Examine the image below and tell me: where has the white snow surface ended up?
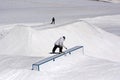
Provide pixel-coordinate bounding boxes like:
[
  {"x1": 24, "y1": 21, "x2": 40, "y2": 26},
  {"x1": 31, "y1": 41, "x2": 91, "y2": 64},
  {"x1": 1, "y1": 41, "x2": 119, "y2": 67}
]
[
  {"x1": 83, "y1": 15, "x2": 120, "y2": 36},
  {"x1": 0, "y1": 0, "x2": 120, "y2": 24},
  {"x1": 0, "y1": 0, "x2": 120, "y2": 80}
]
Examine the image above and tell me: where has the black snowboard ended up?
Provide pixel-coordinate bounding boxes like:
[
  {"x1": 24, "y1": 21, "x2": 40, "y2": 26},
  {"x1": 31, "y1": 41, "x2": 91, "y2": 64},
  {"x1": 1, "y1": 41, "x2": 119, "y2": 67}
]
[{"x1": 49, "y1": 52, "x2": 62, "y2": 54}]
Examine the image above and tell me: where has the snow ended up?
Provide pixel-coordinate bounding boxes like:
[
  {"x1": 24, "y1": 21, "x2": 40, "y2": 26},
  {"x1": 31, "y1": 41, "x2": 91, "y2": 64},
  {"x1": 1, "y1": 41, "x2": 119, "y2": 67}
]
[
  {"x1": 82, "y1": 15, "x2": 120, "y2": 36},
  {"x1": 0, "y1": 0, "x2": 120, "y2": 80},
  {"x1": 0, "y1": 0, "x2": 120, "y2": 24}
]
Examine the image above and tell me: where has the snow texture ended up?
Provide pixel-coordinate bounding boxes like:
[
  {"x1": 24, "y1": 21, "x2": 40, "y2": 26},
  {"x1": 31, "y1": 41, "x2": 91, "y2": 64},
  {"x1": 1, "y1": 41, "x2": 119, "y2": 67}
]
[{"x1": 0, "y1": 0, "x2": 120, "y2": 80}]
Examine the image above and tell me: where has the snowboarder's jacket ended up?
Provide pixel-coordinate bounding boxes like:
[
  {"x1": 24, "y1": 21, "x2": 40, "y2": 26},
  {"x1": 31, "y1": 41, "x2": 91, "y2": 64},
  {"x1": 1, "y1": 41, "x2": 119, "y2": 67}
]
[{"x1": 54, "y1": 37, "x2": 65, "y2": 47}]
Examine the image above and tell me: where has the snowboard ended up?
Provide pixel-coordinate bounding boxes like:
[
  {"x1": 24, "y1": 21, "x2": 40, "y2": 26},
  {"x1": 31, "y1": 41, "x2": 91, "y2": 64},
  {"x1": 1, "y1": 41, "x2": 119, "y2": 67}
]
[{"x1": 49, "y1": 52, "x2": 63, "y2": 54}]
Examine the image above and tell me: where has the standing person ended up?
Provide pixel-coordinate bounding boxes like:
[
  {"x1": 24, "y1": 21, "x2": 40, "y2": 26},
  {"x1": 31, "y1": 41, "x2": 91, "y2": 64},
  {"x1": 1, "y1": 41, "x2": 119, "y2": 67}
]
[
  {"x1": 51, "y1": 17, "x2": 55, "y2": 24},
  {"x1": 52, "y1": 36, "x2": 67, "y2": 53}
]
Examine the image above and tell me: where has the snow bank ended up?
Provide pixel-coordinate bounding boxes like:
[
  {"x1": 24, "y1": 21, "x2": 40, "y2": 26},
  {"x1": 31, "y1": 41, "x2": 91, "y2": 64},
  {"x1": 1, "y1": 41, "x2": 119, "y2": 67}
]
[
  {"x1": 0, "y1": 21, "x2": 120, "y2": 62},
  {"x1": 82, "y1": 15, "x2": 120, "y2": 36},
  {"x1": 0, "y1": 26, "x2": 31, "y2": 56},
  {"x1": 1, "y1": 52, "x2": 120, "y2": 80}
]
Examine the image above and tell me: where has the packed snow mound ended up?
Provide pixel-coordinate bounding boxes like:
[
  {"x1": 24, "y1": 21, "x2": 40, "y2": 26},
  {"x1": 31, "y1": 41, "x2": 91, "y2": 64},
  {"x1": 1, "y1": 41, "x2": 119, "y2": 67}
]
[
  {"x1": 0, "y1": 21, "x2": 120, "y2": 61},
  {"x1": 82, "y1": 15, "x2": 120, "y2": 36},
  {"x1": 1, "y1": 52, "x2": 120, "y2": 80},
  {"x1": 0, "y1": 26, "x2": 32, "y2": 56}
]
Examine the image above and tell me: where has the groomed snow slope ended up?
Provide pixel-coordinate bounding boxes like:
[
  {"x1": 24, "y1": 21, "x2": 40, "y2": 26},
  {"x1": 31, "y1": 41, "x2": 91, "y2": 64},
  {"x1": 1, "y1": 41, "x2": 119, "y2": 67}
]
[
  {"x1": 0, "y1": 0, "x2": 120, "y2": 80},
  {"x1": 0, "y1": 0, "x2": 120, "y2": 24},
  {"x1": 82, "y1": 15, "x2": 120, "y2": 36},
  {"x1": 1, "y1": 50, "x2": 120, "y2": 80},
  {"x1": 0, "y1": 21, "x2": 120, "y2": 62},
  {"x1": 0, "y1": 20, "x2": 120, "y2": 80}
]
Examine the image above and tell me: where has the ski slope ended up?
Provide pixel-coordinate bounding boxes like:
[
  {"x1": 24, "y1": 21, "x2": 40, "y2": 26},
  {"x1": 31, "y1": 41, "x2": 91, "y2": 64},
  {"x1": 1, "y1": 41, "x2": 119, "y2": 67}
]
[
  {"x1": 0, "y1": 20, "x2": 120, "y2": 80},
  {"x1": 0, "y1": 0, "x2": 120, "y2": 24},
  {"x1": 0, "y1": 0, "x2": 120, "y2": 80},
  {"x1": 0, "y1": 50, "x2": 120, "y2": 80},
  {"x1": 0, "y1": 20, "x2": 120, "y2": 61},
  {"x1": 82, "y1": 15, "x2": 120, "y2": 36}
]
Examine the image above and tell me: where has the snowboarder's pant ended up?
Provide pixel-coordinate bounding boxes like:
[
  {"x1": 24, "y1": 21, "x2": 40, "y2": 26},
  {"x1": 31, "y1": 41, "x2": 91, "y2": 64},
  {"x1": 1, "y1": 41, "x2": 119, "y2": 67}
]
[
  {"x1": 51, "y1": 20, "x2": 55, "y2": 24},
  {"x1": 52, "y1": 45, "x2": 63, "y2": 53}
]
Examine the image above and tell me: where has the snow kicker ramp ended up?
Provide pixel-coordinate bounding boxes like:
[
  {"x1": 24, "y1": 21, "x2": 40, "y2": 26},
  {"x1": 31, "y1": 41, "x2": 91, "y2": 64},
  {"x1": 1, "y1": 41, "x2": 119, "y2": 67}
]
[{"x1": 0, "y1": 21, "x2": 120, "y2": 62}]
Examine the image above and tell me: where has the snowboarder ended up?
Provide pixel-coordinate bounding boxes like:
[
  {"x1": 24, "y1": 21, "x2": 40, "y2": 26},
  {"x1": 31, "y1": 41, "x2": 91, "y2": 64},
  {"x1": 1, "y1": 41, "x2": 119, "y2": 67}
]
[
  {"x1": 52, "y1": 36, "x2": 67, "y2": 53},
  {"x1": 51, "y1": 17, "x2": 55, "y2": 24}
]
